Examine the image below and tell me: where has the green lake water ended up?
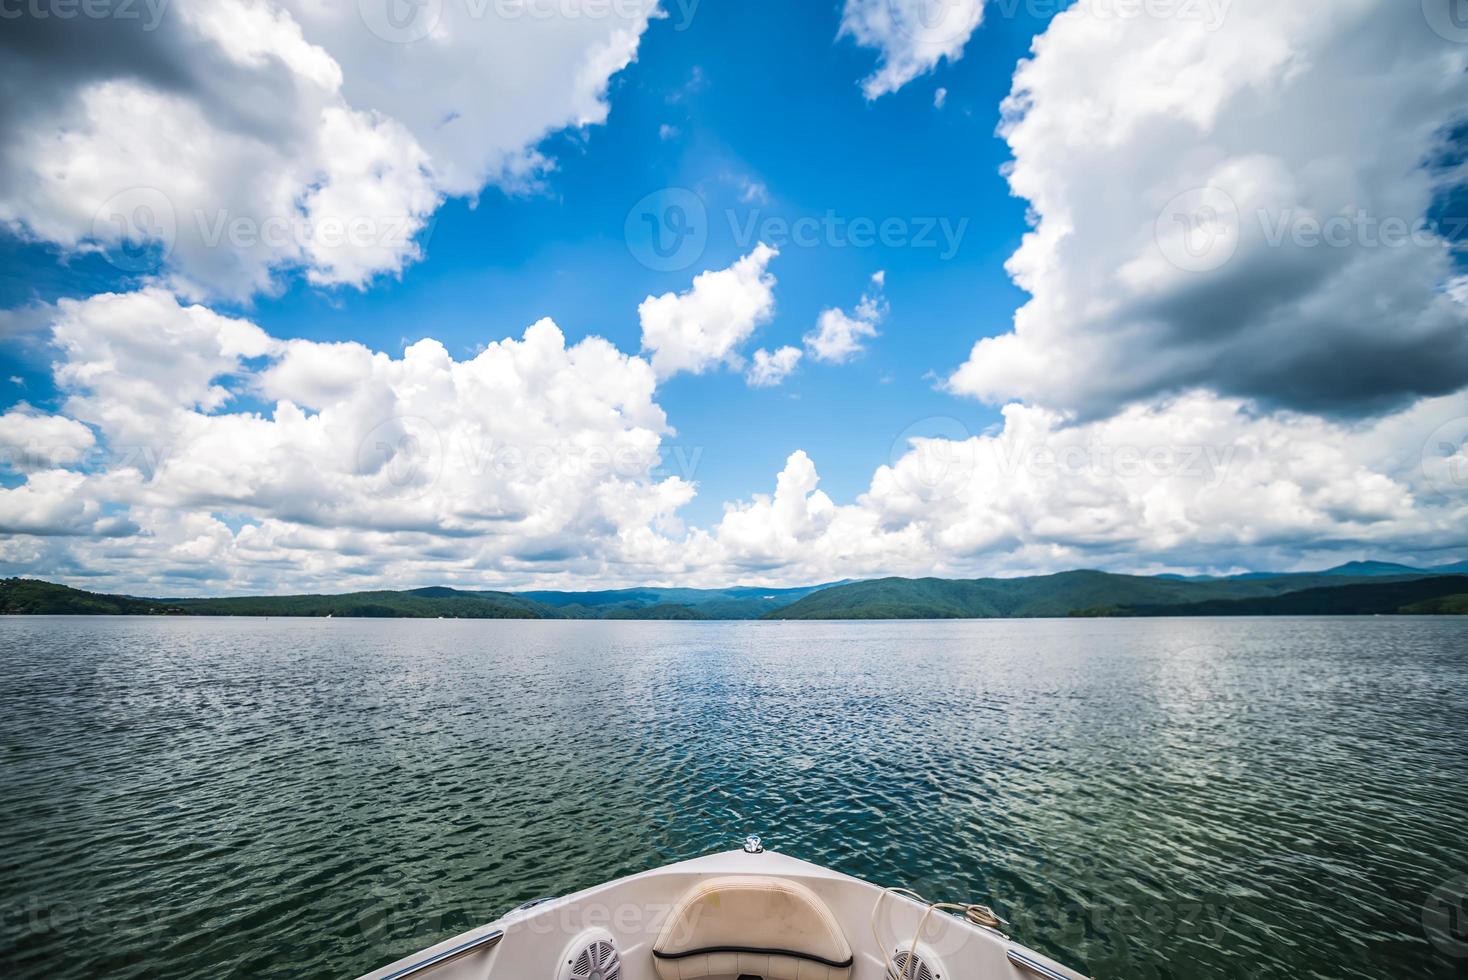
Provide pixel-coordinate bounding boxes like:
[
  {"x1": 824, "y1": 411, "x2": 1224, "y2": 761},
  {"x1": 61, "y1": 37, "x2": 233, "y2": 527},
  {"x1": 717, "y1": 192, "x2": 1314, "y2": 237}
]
[{"x1": 1, "y1": 616, "x2": 1465, "y2": 978}]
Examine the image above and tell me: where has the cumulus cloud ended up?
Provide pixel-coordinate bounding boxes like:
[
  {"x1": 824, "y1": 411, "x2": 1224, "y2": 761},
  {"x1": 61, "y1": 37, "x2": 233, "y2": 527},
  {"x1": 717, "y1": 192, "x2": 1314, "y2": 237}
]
[
  {"x1": 7, "y1": 0, "x2": 1468, "y2": 592},
  {"x1": 0, "y1": 0, "x2": 656, "y2": 299},
  {"x1": 0, "y1": 470, "x2": 136, "y2": 538},
  {"x1": 51, "y1": 289, "x2": 276, "y2": 447},
  {"x1": 0, "y1": 407, "x2": 95, "y2": 472},
  {"x1": 283, "y1": 0, "x2": 658, "y2": 195},
  {"x1": 702, "y1": 390, "x2": 1468, "y2": 582},
  {"x1": 746, "y1": 346, "x2": 803, "y2": 388},
  {"x1": 0, "y1": 288, "x2": 696, "y2": 588},
  {"x1": 714, "y1": 450, "x2": 836, "y2": 569},
  {"x1": 4, "y1": 292, "x2": 1468, "y2": 590},
  {"x1": 840, "y1": 0, "x2": 985, "y2": 99},
  {"x1": 948, "y1": 0, "x2": 1468, "y2": 420},
  {"x1": 805, "y1": 271, "x2": 886, "y2": 363},
  {"x1": 640, "y1": 244, "x2": 780, "y2": 379}
]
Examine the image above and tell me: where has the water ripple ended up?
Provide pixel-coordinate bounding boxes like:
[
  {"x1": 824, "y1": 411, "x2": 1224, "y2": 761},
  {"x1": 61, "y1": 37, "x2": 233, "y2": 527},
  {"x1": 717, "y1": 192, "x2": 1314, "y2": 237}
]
[{"x1": 1, "y1": 616, "x2": 1465, "y2": 979}]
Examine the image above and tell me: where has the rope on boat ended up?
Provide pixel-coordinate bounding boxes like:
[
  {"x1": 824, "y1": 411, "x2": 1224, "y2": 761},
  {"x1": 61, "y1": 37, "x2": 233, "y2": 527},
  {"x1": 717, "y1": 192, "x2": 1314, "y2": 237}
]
[{"x1": 869, "y1": 886, "x2": 1007, "y2": 979}]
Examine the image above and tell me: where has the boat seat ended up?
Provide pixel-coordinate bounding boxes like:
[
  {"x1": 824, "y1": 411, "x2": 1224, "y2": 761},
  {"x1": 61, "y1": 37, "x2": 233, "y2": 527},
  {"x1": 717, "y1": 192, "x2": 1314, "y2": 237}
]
[{"x1": 652, "y1": 875, "x2": 854, "y2": 980}]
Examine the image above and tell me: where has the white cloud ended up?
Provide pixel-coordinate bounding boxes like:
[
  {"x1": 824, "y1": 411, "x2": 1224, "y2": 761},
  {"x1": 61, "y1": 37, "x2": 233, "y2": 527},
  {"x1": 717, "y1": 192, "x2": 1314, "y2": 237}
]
[
  {"x1": 703, "y1": 390, "x2": 1468, "y2": 583},
  {"x1": 0, "y1": 0, "x2": 657, "y2": 299},
  {"x1": 640, "y1": 245, "x2": 780, "y2": 379},
  {"x1": 7, "y1": 0, "x2": 1468, "y2": 592},
  {"x1": 283, "y1": 0, "x2": 659, "y2": 195},
  {"x1": 0, "y1": 288, "x2": 697, "y2": 588},
  {"x1": 0, "y1": 407, "x2": 95, "y2": 472},
  {"x1": 5, "y1": 292, "x2": 1468, "y2": 590},
  {"x1": 0, "y1": 469, "x2": 135, "y2": 538},
  {"x1": 948, "y1": 0, "x2": 1468, "y2": 419},
  {"x1": 805, "y1": 271, "x2": 886, "y2": 363},
  {"x1": 934, "y1": 86, "x2": 948, "y2": 109},
  {"x1": 714, "y1": 450, "x2": 836, "y2": 568},
  {"x1": 51, "y1": 289, "x2": 276, "y2": 448},
  {"x1": 746, "y1": 346, "x2": 803, "y2": 388},
  {"x1": 840, "y1": 0, "x2": 985, "y2": 99},
  {"x1": 738, "y1": 178, "x2": 770, "y2": 205}
]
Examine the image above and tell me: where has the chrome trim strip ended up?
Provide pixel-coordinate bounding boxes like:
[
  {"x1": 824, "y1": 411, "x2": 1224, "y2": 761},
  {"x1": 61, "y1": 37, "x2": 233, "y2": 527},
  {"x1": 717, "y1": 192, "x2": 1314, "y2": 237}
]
[
  {"x1": 379, "y1": 929, "x2": 504, "y2": 980},
  {"x1": 1007, "y1": 948, "x2": 1071, "y2": 980}
]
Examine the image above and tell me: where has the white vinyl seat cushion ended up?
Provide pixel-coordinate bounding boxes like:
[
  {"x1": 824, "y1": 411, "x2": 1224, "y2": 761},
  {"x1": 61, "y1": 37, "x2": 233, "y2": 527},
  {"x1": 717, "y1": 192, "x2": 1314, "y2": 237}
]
[{"x1": 652, "y1": 875, "x2": 853, "y2": 980}]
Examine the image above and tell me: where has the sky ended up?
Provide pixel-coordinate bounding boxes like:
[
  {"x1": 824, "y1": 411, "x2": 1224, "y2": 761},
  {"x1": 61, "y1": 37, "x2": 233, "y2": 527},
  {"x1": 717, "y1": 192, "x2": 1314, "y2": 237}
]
[{"x1": 0, "y1": 0, "x2": 1466, "y2": 594}]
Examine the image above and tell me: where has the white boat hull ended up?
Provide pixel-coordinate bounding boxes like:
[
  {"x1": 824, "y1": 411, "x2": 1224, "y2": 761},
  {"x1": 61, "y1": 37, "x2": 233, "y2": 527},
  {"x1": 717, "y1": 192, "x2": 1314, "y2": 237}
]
[{"x1": 359, "y1": 847, "x2": 1088, "y2": 980}]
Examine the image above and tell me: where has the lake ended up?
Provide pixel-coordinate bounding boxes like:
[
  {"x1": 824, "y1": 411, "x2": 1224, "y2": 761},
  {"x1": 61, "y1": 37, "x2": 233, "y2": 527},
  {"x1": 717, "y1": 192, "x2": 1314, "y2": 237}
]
[{"x1": 1, "y1": 616, "x2": 1464, "y2": 978}]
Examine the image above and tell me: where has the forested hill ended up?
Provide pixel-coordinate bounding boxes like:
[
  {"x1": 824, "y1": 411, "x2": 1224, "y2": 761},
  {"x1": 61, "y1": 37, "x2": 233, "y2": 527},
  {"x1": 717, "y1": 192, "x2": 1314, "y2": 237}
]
[
  {"x1": 0, "y1": 579, "x2": 824, "y2": 620},
  {"x1": 3, "y1": 563, "x2": 1466, "y2": 620},
  {"x1": 1115, "y1": 576, "x2": 1468, "y2": 617},
  {"x1": 761, "y1": 569, "x2": 1468, "y2": 620}
]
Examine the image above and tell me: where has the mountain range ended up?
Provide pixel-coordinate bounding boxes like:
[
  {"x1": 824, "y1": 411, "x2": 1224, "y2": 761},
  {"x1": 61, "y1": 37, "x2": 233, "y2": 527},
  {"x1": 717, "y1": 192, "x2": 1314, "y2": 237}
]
[{"x1": 3, "y1": 561, "x2": 1467, "y2": 620}]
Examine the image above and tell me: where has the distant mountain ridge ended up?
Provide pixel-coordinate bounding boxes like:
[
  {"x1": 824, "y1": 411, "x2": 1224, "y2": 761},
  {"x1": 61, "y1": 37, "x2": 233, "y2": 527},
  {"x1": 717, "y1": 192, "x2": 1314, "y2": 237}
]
[
  {"x1": 761, "y1": 568, "x2": 1468, "y2": 620},
  {"x1": 1115, "y1": 576, "x2": 1468, "y2": 617},
  {"x1": 514, "y1": 583, "x2": 836, "y2": 620},
  {"x1": 2, "y1": 563, "x2": 1465, "y2": 620},
  {"x1": 1157, "y1": 560, "x2": 1468, "y2": 582},
  {"x1": 0, "y1": 579, "x2": 834, "y2": 621}
]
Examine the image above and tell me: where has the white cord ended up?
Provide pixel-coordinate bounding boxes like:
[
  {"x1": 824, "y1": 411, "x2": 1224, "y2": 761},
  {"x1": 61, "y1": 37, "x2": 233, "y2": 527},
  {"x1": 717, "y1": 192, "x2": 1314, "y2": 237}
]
[{"x1": 870, "y1": 886, "x2": 1007, "y2": 979}]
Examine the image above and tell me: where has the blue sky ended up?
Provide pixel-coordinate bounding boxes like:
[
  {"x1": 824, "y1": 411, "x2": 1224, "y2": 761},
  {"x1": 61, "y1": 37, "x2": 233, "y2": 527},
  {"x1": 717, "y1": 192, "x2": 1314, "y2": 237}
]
[{"x1": 1, "y1": 0, "x2": 1465, "y2": 592}]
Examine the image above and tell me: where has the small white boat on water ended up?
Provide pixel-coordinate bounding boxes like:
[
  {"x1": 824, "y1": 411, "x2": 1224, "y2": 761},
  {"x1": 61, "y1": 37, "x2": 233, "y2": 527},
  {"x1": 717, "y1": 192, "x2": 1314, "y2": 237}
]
[{"x1": 359, "y1": 837, "x2": 1088, "y2": 980}]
